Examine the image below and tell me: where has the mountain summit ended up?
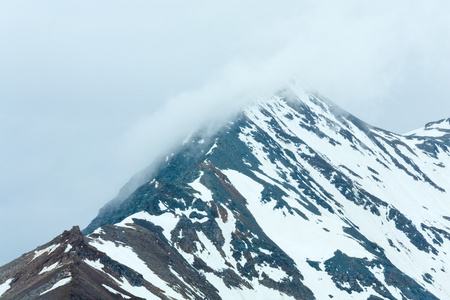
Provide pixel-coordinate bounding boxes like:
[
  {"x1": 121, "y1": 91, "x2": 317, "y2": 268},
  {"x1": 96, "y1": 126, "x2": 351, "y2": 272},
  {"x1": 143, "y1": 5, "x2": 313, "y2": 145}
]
[
  {"x1": 1, "y1": 86, "x2": 449, "y2": 299},
  {"x1": 407, "y1": 118, "x2": 450, "y2": 138}
]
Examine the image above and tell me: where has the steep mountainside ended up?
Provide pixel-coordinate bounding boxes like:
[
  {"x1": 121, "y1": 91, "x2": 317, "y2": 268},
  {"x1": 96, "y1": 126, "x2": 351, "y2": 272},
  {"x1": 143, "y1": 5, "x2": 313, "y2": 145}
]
[{"x1": 1, "y1": 86, "x2": 449, "y2": 299}]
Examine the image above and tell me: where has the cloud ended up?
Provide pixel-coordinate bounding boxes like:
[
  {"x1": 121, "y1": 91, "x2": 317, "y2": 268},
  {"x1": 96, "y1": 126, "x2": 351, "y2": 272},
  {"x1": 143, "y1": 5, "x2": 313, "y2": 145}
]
[{"x1": 119, "y1": 0, "x2": 450, "y2": 171}]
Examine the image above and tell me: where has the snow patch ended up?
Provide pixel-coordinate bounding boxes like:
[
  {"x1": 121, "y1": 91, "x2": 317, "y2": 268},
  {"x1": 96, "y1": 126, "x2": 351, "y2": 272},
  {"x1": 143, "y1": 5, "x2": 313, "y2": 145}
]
[
  {"x1": 259, "y1": 248, "x2": 272, "y2": 256},
  {"x1": 108, "y1": 273, "x2": 160, "y2": 299},
  {"x1": 189, "y1": 172, "x2": 214, "y2": 202},
  {"x1": 0, "y1": 279, "x2": 13, "y2": 297},
  {"x1": 32, "y1": 243, "x2": 61, "y2": 260},
  {"x1": 203, "y1": 271, "x2": 295, "y2": 300},
  {"x1": 196, "y1": 231, "x2": 226, "y2": 270},
  {"x1": 40, "y1": 275, "x2": 72, "y2": 295},
  {"x1": 102, "y1": 284, "x2": 131, "y2": 299},
  {"x1": 38, "y1": 262, "x2": 60, "y2": 274},
  {"x1": 206, "y1": 139, "x2": 218, "y2": 156},
  {"x1": 84, "y1": 259, "x2": 104, "y2": 272},
  {"x1": 114, "y1": 211, "x2": 179, "y2": 242},
  {"x1": 255, "y1": 264, "x2": 287, "y2": 281}
]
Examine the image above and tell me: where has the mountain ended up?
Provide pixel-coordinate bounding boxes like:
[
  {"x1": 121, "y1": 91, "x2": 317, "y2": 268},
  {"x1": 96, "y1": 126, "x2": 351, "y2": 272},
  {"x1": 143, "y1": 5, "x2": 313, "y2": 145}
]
[
  {"x1": 406, "y1": 118, "x2": 450, "y2": 138},
  {"x1": 1, "y1": 86, "x2": 449, "y2": 299}
]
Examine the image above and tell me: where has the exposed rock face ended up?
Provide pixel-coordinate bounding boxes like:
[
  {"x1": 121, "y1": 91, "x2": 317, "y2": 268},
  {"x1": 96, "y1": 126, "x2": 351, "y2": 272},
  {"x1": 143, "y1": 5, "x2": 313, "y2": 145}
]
[
  {"x1": 0, "y1": 226, "x2": 147, "y2": 299},
  {"x1": 1, "y1": 86, "x2": 449, "y2": 299}
]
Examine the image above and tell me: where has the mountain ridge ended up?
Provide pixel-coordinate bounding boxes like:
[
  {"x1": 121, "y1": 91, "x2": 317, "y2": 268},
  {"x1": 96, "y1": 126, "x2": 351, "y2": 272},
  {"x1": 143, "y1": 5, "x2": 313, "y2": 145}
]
[{"x1": 1, "y1": 86, "x2": 449, "y2": 299}]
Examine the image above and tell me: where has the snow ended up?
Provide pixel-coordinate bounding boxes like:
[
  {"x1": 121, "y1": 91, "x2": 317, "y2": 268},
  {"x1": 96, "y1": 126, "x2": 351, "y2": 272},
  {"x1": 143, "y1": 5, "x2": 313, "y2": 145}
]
[
  {"x1": 102, "y1": 284, "x2": 131, "y2": 299},
  {"x1": 259, "y1": 248, "x2": 273, "y2": 256},
  {"x1": 89, "y1": 237, "x2": 181, "y2": 299},
  {"x1": 38, "y1": 262, "x2": 60, "y2": 274},
  {"x1": 296, "y1": 259, "x2": 354, "y2": 299},
  {"x1": 189, "y1": 172, "x2": 214, "y2": 202},
  {"x1": 370, "y1": 265, "x2": 404, "y2": 299},
  {"x1": 158, "y1": 201, "x2": 166, "y2": 211},
  {"x1": 115, "y1": 216, "x2": 137, "y2": 230},
  {"x1": 407, "y1": 118, "x2": 450, "y2": 137},
  {"x1": 78, "y1": 88, "x2": 450, "y2": 299},
  {"x1": 203, "y1": 272, "x2": 295, "y2": 300},
  {"x1": 407, "y1": 127, "x2": 449, "y2": 138},
  {"x1": 40, "y1": 275, "x2": 72, "y2": 295},
  {"x1": 195, "y1": 230, "x2": 226, "y2": 270},
  {"x1": 32, "y1": 243, "x2": 61, "y2": 260},
  {"x1": 428, "y1": 120, "x2": 450, "y2": 130},
  {"x1": 115, "y1": 211, "x2": 179, "y2": 242},
  {"x1": 205, "y1": 139, "x2": 218, "y2": 156},
  {"x1": 168, "y1": 267, "x2": 186, "y2": 286},
  {"x1": 255, "y1": 264, "x2": 287, "y2": 281},
  {"x1": 228, "y1": 92, "x2": 450, "y2": 298},
  {"x1": 64, "y1": 244, "x2": 72, "y2": 253},
  {"x1": 84, "y1": 259, "x2": 104, "y2": 271},
  {"x1": 0, "y1": 278, "x2": 13, "y2": 297},
  {"x1": 214, "y1": 205, "x2": 237, "y2": 268},
  {"x1": 168, "y1": 266, "x2": 206, "y2": 299},
  {"x1": 107, "y1": 274, "x2": 160, "y2": 299},
  {"x1": 223, "y1": 169, "x2": 374, "y2": 262}
]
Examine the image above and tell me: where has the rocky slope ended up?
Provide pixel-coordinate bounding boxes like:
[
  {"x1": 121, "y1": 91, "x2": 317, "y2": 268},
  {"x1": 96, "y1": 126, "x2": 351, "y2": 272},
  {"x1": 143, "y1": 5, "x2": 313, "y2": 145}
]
[{"x1": 1, "y1": 86, "x2": 449, "y2": 299}]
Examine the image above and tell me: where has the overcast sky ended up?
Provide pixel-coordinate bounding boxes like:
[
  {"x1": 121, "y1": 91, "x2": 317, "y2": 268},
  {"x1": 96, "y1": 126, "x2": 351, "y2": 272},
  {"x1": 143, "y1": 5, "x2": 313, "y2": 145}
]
[{"x1": 1, "y1": 1, "x2": 450, "y2": 266}]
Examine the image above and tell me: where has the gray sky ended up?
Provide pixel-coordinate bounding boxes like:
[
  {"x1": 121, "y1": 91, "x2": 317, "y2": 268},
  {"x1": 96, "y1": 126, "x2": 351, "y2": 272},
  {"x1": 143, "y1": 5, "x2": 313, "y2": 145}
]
[{"x1": 1, "y1": 1, "x2": 450, "y2": 266}]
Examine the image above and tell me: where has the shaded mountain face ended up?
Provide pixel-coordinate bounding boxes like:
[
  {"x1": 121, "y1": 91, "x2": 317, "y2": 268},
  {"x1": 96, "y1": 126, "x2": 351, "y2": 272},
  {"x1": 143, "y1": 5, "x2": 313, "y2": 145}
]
[{"x1": 1, "y1": 87, "x2": 450, "y2": 299}]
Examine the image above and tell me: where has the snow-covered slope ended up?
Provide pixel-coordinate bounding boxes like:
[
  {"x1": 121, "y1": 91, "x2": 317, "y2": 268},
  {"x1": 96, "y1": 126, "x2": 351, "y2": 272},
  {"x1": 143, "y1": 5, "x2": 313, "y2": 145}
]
[
  {"x1": 407, "y1": 118, "x2": 450, "y2": 138},
  {"x1": 1, "y1": 86, "x2": 449, "y2": 299}
]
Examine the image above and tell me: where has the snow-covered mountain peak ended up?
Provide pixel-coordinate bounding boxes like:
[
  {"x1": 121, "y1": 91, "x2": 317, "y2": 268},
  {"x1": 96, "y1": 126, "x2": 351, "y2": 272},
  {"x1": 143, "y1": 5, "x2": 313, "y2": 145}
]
[
  {"x1": 406, "y1": 118, "x2": 450, "y2": 138},
  {"x1": 1, "y1": 88, "x2": 449, "y2": 299}
]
